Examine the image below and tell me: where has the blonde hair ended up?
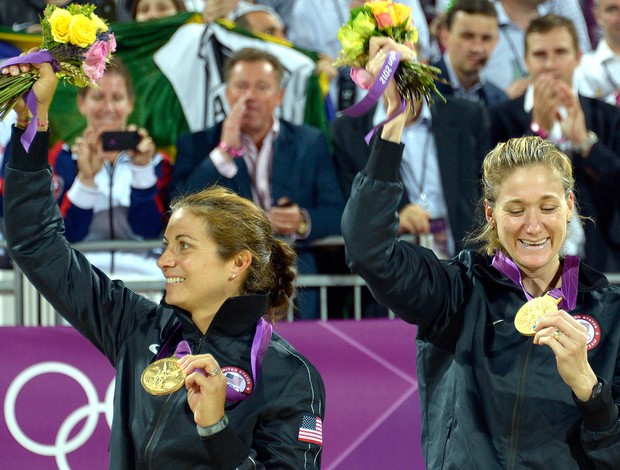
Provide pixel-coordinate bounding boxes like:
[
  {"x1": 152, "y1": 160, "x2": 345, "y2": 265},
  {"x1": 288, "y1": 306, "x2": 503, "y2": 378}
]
[
  {"x1": 170, "y1": 186, "x2": 297, "y2": 321},
  {"x1": 469, "y1": 136, "x2": 575, "y2": 255}
]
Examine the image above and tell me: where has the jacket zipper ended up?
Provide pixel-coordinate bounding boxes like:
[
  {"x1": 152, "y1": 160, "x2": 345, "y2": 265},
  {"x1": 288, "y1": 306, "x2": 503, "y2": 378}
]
[
  {"x1": 143, "y1": 393, "x2": 173, "y2": 468},
  {"x1": 142, "y1": 331, "x2": 205, "y2": 467},
  {"x1": 507, "y1": 341, "x2": 533, "y2": 469}
]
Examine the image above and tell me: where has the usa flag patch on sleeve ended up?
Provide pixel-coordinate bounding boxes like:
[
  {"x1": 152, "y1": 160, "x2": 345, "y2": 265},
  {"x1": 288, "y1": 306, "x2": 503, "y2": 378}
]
[{"x1": 298, "y1": 414, "x2": 323, "y2": 445}]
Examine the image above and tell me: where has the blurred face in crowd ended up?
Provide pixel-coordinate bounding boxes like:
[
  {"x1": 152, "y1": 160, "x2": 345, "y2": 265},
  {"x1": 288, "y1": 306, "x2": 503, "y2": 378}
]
[
  {"x1": 596, "y1": 0, "x2": 620, "y2": 50},
  {"x1": 135, "y1": 0, "x2": 180, "y2": 22},
  {"x1": 524, "y1": 26, "x2": 581, "y2": 85},
  {"x1": 78, "y1": 72, "x2": 134, "y2": 131},
  {"x1": 485, "y1": 165, "x2": 574, "y2": 279},
  {"x1": 446, "y1": 12, "x2": 499, "y2": 83},
  {"x1": 225, "y1": 60, "x2": 284, "y2": 141},
  {"x1": 241, "y1": 11, "x2": 287, "y2": 40}
]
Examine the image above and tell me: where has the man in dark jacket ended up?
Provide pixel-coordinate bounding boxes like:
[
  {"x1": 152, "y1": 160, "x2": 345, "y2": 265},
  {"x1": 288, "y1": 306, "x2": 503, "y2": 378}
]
[{"x1": 432, "y1": 0, "x2": 508, "y2": 108}]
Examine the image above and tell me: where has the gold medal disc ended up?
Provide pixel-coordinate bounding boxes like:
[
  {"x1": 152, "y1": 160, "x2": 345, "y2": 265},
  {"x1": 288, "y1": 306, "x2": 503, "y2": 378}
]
[
  {"x1": 514, "y1": 293, "x2": 562, "y2": 336},
  {"x1": 141, "y1": 357, "x2": 187, "y2": 396}
]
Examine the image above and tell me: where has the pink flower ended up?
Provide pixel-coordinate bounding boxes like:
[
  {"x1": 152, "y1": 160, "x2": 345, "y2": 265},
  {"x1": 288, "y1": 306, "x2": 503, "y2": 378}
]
[
  {"x1": 374, "y1": 12, "x2": 395, "y2": 29},
  {"x1": 81, "y1": 37, "x2": 115, "y2": 81},
  {"x1": 350, "y1": 67, "x2": 374, "y2": 90}
]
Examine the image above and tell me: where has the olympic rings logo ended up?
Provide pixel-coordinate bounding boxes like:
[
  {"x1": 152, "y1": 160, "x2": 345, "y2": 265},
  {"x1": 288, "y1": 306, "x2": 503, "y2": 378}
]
[{"x1": 4, "y1": 361, "x2": 114, "y2": 469}]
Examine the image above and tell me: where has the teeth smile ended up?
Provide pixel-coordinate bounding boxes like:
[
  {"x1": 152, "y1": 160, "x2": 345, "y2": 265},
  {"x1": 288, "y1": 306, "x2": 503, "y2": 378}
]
[
  {"x1": 521, "y1": 239, "x2": 547, "y2": 246},
  {"x1": 166, "y1": 277, "x2": 185, "y2": 283}
]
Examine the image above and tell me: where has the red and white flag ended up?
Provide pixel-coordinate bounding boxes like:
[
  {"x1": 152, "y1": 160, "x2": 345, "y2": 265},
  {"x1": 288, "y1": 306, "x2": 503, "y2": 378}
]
[{"x1": 298, "y1": 414, "x2": 323, "y2": 446}]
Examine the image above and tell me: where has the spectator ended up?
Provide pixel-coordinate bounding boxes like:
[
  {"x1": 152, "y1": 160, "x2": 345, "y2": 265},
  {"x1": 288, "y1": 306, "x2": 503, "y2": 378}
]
[
  {"x1": 431, "y1": 0, "x2": 508, "y2": 107},
  {"x1": 232, "y1": 2, "x2": 286, "y2": 39},
  {"x1": 171, "y1": 48, "x2": 344, "y2": 319},
  {"x1": 574, "y1": 0, "x2": 620, "y2": 106},
  {"x1": 489, "y1": 14, "x2": 620, "y2": 272},
  {"x1": 333, "y1": 96, "x2": 490, "y2": 259},
  {"x1": 482, "y1": 0, "x2": 592, "y2": 99},
  {"x1": 132, "y1": 0, "x2": 186, "y2": 21},
  {"x1": 51, "y1": 58, "x2": 172, "y2": 277}
]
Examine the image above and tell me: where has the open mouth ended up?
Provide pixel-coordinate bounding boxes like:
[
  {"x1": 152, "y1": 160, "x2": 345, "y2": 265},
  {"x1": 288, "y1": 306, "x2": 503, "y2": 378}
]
[{"x1": 520, "y1": 238, "x2": 548, "y2": 248}]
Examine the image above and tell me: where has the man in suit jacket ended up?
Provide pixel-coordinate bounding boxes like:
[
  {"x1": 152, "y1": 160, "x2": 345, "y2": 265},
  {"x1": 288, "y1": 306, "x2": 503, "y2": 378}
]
[
  {"x1": 332, "y1": 96, "x2": 491, "y2": 257},
  {"x1": 490, "y1": 14, "x2": 620, "y2": 272},
  {"x1": 172, "y1": 48, "x2": 345, "y2": 318},
  {"x1": 432, "y1": 0, "x2": 508, "y2": 107}
]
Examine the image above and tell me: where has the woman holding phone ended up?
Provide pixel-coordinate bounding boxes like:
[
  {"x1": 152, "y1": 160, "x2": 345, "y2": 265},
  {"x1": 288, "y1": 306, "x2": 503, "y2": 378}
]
[{"x1": 51, "y1": 57, "x2": 172, "y2": 277}]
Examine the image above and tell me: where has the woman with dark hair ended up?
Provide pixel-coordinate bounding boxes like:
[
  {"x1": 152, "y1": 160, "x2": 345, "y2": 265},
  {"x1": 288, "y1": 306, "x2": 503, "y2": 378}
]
[{"x1": 2, "y1": 58, "x2": 325, "y2": 469}]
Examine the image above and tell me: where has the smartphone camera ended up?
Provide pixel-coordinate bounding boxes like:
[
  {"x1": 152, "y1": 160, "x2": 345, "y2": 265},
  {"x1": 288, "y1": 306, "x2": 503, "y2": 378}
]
[{"x1": 101, "y1": 131, "x2": 141, "y2": 151}]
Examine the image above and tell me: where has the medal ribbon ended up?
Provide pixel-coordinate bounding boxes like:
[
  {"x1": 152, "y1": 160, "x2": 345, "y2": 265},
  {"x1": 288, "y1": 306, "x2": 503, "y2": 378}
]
[
  {"x1": 491, "y1": 250, "x2": 579, "y2": 311},
  {"x1": 164, "y1": 318, "x2": 272, "y2": 402},
  {"x1": 342, "y1": 50, "x2": 407, "y2": 144}
]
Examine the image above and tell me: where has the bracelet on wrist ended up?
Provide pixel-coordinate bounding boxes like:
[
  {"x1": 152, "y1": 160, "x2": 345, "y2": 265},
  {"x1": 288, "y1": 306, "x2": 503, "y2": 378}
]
[
  {"x1": 196, "y1": 414, "x2": 229, "y2": 438},
  {"x1": 218, "y1": 141, "x2": 244, "y2": 157}
]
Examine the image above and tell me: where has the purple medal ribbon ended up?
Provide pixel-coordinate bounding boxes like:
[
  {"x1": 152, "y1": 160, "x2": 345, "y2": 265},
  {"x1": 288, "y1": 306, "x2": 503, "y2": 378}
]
[
  {"x1": 491, "y1": 250, "x2": 579, "y2": 310},
  {"x1": 3, "y1": 51, "x2": 61, "y2": 152},
  {"x1": 342, "y1": 50, "x2": 407, "y2": 144},
  {"x1": 169, "y1": 318, "x2": 273, "y2": 402}
]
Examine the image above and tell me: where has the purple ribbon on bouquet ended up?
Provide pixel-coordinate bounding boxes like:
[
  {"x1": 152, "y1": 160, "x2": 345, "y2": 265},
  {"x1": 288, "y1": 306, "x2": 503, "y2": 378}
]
[
  {"x1": 492, "y1": 250, "x2": 580, "y2": 310},
  {"x1": 169, "y1": 318, "x2": 273, "y2": 402},
  {"x1": 3, "y1": 51, "x2": 60, "y2": 152},
  {"x1": 342, "y1": 50, "x2": 407, "y2": 144}
]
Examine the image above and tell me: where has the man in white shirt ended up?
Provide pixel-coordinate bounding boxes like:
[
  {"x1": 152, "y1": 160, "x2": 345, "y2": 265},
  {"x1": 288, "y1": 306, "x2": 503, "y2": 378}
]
[{"x1": 574, "y1": 0, "x2": 620, "y2": 105}]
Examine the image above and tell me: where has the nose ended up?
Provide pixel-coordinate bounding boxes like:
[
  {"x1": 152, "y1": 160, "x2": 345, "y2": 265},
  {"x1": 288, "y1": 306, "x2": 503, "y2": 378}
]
[
  {"x1": 156, "y1": 248, "x2": 174, "y2": 270},
  {"x1": 523, "y1": 211, "x2": 542, "y2": 234}
]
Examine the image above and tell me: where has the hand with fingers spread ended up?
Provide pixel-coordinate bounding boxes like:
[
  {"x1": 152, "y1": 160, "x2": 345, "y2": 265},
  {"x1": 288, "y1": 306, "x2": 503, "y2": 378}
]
[{"x1": 178, "y1": 353, "x2": 227, "y2": 427}]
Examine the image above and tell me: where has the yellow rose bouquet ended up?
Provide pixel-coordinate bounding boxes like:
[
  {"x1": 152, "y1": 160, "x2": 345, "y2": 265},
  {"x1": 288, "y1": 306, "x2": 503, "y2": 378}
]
[
  {"x1": 334, "y1": 0, "x2": 443, "y2": 107},
  {"x1": 0, "y1": 4, "x2": 116, "y2": 127}
]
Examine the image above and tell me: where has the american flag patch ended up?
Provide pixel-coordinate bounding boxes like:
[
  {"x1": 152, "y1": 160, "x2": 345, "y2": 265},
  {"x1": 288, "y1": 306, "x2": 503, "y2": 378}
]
[{"x1": 298, "y1": 414, "x2": 323, "y2": 445}]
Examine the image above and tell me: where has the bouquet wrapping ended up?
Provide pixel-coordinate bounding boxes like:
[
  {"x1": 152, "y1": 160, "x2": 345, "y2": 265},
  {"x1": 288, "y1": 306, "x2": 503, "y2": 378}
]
[
  {"x1": 334, "y1": 0, "x2": 444, "y2": 133},
  {"x1": 0, "y1": 3, "x2": 116, "y2": 150}
]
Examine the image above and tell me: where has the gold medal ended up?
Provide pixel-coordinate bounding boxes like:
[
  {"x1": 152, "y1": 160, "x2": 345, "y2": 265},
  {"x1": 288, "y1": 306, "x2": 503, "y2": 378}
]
[
  {"x1": 141, "y1": 357, "x2": 187, "y2": 396},
  {"x1": 514, "y1": 293, "x2": 562, "y2": 336}
]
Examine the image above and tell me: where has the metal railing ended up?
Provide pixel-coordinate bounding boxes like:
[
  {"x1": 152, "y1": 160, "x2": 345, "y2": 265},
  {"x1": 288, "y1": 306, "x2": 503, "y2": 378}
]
[{"x1": 2, "y1": 238, "x2": 619, "y2": 326}]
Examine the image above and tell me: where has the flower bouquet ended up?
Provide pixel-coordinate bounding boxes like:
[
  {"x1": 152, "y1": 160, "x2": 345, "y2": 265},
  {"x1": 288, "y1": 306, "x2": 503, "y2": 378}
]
[
  {"x1": 0, "y1": 3, "x2": 116, "y2": 122},
  {"x1": 334, "y1": 0, "x2": 444, "y2": 107}
]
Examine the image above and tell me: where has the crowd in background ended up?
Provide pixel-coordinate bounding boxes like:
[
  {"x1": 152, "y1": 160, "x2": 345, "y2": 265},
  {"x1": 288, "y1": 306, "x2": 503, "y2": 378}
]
[{"x1": 1, "y1": 0, "x2": 619, "y2": 319}]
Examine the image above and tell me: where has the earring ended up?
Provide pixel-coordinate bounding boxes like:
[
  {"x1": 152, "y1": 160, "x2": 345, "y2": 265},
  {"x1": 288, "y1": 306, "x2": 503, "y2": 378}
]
[{"x1": 229, "y1": 273, "x2": 236, "y2": 280}]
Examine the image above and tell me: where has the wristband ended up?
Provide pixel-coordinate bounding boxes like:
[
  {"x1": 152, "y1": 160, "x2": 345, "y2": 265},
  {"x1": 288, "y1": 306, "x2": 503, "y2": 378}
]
[
  {"x1": 196, "y1": 414, "x2": 229, "y2": 437},
  {"x1": 530, "y1": 122, "x2": 549, "y2": 139},
  {"x1": 218, "y1": 141, "x2": 244, "y2": 157}
]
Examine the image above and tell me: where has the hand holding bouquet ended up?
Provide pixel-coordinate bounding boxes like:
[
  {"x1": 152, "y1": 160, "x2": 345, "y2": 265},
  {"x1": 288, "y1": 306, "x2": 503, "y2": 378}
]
[
  {"x1": 334, "y1": 0, "x2": 444, "y2": 108},
  {"x1": 0, "y1": 3, "x2": 116, "y2": 150}
]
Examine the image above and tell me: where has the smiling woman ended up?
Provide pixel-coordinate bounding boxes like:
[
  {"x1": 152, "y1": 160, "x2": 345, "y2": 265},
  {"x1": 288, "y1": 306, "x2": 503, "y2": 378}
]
[
  {"x1": 341, "y1": 35, "x2": 620, "y2": 469},
  {"x1": 2, "y1": 59, "x2": 325, "y2": 469}
]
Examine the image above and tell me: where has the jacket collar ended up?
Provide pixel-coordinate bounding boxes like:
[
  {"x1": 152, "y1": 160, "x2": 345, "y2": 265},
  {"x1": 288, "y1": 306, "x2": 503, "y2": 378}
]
[
  {"x1": 163, "y1": 293, "x2": 270, "y2": 338},
  {"x1": 469, "y1": 250, "x2": 610, "y2": 293}
]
